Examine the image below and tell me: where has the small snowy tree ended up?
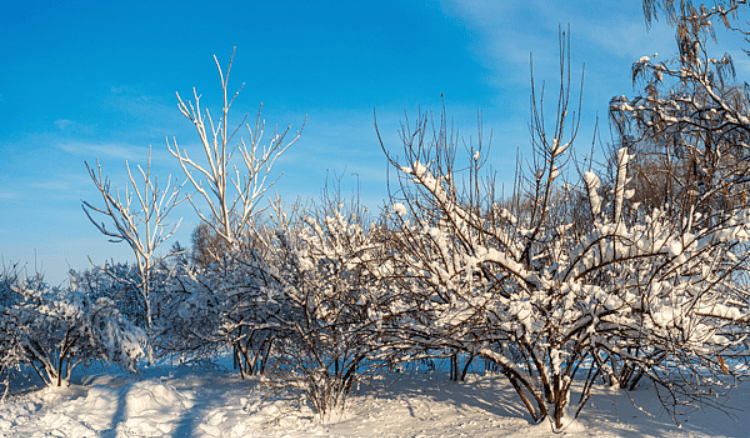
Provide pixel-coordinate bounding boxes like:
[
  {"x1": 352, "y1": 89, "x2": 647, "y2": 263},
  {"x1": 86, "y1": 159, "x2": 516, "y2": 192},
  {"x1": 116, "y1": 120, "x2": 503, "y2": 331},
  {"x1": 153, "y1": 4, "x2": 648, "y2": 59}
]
[{"x1": 83, "y1": 146, "x2": 184, "y2": 334}]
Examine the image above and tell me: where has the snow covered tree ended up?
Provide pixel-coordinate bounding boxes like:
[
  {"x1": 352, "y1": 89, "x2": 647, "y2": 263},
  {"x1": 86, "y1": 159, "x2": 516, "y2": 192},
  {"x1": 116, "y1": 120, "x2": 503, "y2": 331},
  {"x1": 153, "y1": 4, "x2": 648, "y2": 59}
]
[
  {"x1": 611, "y1": 2, "x2": 750, "y2": 217},
  {"x1": 604, "y1": 0, "x2": 750, "y2": 408},
  {"x1": 157, "y1": 49, "x2": 304, "y2": 379},
  {"x1": 375, "y1": 31, "x2": 750, "y2": 430}
]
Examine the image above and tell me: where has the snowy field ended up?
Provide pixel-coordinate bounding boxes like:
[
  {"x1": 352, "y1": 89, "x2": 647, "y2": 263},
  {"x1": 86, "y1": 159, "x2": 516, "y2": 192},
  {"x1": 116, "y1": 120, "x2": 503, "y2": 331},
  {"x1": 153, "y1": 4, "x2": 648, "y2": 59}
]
[{"x1": 0, "y1": 358, "x2": 748, "y2": 438}]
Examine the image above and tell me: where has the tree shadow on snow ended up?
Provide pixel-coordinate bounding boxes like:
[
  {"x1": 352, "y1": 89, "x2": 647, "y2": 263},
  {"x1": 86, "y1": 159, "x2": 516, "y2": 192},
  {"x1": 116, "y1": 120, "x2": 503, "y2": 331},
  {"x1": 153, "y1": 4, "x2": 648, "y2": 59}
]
[
  {"x1": 99, "y1": 385, "x2": 128, "y2": 438},
  {"x1": 172, "y1": 397, "x2": 210, "y2": 438},
  {"x1": 355, "y1": 370, "x2": 530, "y2": 422},
  {"x1": 354, "y1": 371, "x2": 749, "y2": 437},
  {"x1": 574, "y1": 380, "x2": 749, "y2": 438}
]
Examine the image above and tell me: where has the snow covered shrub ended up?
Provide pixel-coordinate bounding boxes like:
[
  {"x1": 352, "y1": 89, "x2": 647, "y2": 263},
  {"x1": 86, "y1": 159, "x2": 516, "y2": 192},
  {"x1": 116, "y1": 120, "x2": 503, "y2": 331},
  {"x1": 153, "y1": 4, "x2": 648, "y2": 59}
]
[
  {"x1": 602, "y1": 3, "x2": 750, "y2": 412},
  {"x1": 0, "y1": 310, "x2": 24, "y2": 399},
  {"x1": 0, "y1": 272, "x2": 45, "y2": 394},
  {"x1": 71, "y1": 263, "x2": 146, "y2": 328},
  {"x1": 260, "y1": 197, "x2": 391, "y2": 417},
  {"x1": 154, "y1": 225, "x2": 287, "y2": 376},
  {"x1": 375, "y1": 31, "x2": 750, "y2": 429},
  {"x1": 8, "y1": 280, "x2": 146, "y2": 387}
]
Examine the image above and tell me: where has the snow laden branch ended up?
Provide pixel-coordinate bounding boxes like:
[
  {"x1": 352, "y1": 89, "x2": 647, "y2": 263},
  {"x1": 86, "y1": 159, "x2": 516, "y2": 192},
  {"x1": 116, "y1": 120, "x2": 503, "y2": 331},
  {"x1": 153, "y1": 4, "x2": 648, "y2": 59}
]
[{"x1": 167, "y1": 48, "x2": 306, "y2": 247}]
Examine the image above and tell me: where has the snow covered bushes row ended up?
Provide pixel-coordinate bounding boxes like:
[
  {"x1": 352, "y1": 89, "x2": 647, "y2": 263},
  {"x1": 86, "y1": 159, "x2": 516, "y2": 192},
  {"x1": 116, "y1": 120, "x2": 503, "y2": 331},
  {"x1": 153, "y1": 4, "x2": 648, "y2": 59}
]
[
  {"x1": 367, "y1": 26, "x2": 750, "y2": 429},
  {"x1": 0, "y1": 274, "x2": 146, "y2": 390},
  {"x1": 71, "y1": 6, "x2": 750, "y2": 427},
  {"x1": 151, "y1": 131, "x2": 750, "y2": 426}
]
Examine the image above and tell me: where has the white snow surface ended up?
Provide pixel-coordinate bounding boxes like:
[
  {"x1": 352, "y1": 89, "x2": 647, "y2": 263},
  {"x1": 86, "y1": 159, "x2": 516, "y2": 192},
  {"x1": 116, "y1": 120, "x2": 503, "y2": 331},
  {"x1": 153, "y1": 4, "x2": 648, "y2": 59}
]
[{"x1": 0, "y1": 361, "x2": 748, "y2": 438}]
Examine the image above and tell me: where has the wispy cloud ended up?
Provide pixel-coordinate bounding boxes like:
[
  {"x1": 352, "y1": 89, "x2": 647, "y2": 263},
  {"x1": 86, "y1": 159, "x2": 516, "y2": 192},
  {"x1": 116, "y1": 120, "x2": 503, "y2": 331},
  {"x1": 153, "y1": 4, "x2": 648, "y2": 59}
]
[
  {"x1": 58, "y1": 141, "x2": 150, "y2": 162},
  {"x1": 53, "y1": 118, "x2": 99, "y2": 135},
  {"x1": 109, "y1": 85, "x2": 152, "y2": 102},
  {"x1": 54, "y1": 119, "x2": 73, "y2": 130},
  {"x1": 30, "y1": 173, "x2": 91, "y2": 194},
  {"x1": 0, "y1": 192, "x2": 17, "y2": 199},
  {"x1": 441, "y1": 0, "x2": 675, "y2": 86}
]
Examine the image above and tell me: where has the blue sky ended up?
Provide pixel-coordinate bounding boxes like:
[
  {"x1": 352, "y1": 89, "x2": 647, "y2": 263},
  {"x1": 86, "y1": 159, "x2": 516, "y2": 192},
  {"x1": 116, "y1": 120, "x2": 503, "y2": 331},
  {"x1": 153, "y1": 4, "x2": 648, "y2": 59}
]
[{"x1": 1, "y1": 1, "x2": 747, "y2": 284}]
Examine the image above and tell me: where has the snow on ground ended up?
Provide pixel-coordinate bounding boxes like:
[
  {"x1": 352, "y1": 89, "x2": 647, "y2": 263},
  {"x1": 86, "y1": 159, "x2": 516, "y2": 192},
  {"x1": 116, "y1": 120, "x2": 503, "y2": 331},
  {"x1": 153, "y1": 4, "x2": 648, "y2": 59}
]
[{"x1": 0, "y1": 360, "x2": 748, "y2": 437}]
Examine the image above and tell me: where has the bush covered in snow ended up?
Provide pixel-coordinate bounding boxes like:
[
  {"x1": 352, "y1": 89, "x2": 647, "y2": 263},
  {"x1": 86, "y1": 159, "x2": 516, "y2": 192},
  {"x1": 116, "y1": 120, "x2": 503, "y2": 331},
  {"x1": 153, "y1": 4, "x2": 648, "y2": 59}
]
[
  {"x1": 366, "y1": 16, "x2": 750, "y2": 428},
  {"x1": 0, "y1": 276, "x2": 146, "y2": 388}
]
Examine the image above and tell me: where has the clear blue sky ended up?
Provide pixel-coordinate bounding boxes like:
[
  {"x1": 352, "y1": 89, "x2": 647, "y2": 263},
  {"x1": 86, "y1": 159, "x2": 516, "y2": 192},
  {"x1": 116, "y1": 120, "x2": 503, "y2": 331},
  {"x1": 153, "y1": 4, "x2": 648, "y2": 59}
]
[{"x1": 1, "y1": 1, "x2": 746, "y2": 284}]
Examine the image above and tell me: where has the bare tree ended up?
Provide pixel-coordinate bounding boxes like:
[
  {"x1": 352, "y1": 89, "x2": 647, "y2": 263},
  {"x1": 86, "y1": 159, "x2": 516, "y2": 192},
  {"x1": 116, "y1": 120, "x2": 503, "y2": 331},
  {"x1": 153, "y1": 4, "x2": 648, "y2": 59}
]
[
  {"x1": 82, "y1": 146, "x2": 184, "y2": 336},
  {"x1": 168, "y1": 48, "x2": 305, "y2": 248}
]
